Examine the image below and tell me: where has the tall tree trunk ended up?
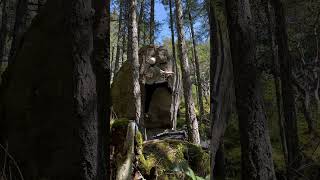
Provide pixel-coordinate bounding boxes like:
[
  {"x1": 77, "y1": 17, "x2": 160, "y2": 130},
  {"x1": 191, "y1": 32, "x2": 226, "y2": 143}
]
[
  {"x1": 0, "y1": 0, "x2": 8, "y2": 68},
  {"x1": 8, "y1": 0, "x2": 28, "y2": 65},
  {"x1": 209, "y1": 0, "x2": 234, "y2": 177},
  {"x1": 271, "y1": 0, "x2": 300, "y2": 177},
  {"x1": 150, "y1": 0, "x2": 155, "y2": 44},
  {"x1": 93, "y1": 0, "x2": 111, "y2": 179},
  {"x1": 226, "y1": 0, "x2": 277, "y2": 179},
  {"x1": 169, "y1": 0, "x2": 180, "y2": 129},
  {"x1": 111, "y1": 45, "x2": 115, "y2": 73},
  {"x1": 0, "y1": 0, "x2": 102, "y2": 178},
  {"x1": 265, "y1": 0, "x2": 289, "y2": 167},
  {"x1": 175, "y1": 0, "x2": 200, "y2": 144},
  {"x1": 71, "y1": 0, "x2": 98, "y2": 178},
  {"x1": 114, "y1": 0, "x2": 123, "y2": 74},
  {"x1": 128, "y1": 0, "x2": 141, "y2": 123},
  {"x1": 121, "y1": 1, "x2": 128, "y2": 64},
  {"x1": 169, "y1": 0, "x2": 176, "y2": 62},
  {"x1": 138, "y1": 0, "x2": 145, "y2": 46},
  {"x1": 187, "y1": 0, "x2": 204, "y2": 122},
  {"x1": 302, "y1": 93, "x2": 315, "y2": 132}
]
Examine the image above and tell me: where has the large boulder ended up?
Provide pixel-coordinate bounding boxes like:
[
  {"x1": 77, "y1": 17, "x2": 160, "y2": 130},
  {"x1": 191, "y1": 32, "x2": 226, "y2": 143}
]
[
  {"x1": 138, "y1": 139, "x2": 210, "y2": 179},
  {"x1": 111, "y1": 45, "x2": 179, "y2": 133}
]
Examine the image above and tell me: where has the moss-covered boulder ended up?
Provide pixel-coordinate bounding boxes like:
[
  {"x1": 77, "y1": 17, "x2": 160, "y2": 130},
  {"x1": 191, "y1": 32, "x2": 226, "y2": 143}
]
[
  {"x1": 138, "y1": 139, "x2": 210, "y2": 179},
  {"x1": 111, "y1": 63, "x2": 136, "y2": 119},
  {"x1": 111, "y1": 45, "x2": 180, "y2": 132}
]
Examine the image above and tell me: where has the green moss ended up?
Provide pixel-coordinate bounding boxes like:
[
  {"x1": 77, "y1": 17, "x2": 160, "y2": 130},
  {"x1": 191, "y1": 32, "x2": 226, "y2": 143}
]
[
  {"x1": 139, "y1": 140, "x2": 210, "y2": 179},
  {"x1": 110, "y1": 118, "x2": 130, "y2": 158},
  {"x1": 111, "y1": 118, "x2": 130, "y2": 128},
  {"x1": 136, "y1": 131, "x2": 143, "y2": 146}
]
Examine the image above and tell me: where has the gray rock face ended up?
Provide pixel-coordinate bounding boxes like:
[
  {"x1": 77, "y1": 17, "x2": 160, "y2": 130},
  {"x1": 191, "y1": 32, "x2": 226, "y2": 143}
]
[{"x1": 111, "y1": 45, "x2": 178, "y2": 132}]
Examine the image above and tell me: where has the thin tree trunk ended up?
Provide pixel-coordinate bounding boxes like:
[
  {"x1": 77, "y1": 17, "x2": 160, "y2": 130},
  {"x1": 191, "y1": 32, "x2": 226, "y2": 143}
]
[
  {"x1": 226, "y1": 0, "x2": 277, "y2": 179},
  {"x1": 302, "y1": 93, "x2": 315, "y2": 132},
  {"x1": 271, "y1": 0, "x2": 300, "y2": 177},
  {"x1": 0, "y1": 0, "x2": 8, "y2": 67},
  {"x1": 93, "y1": 0, "x2": 110, "y2": 179},
  {"x1": 138, "y1": 0, "x2": 145, "y2": 46},
  {"x1": 265, "y1": 0, "x2": 289, "y2": 167},
  {"x1": 169, "y1": 0, "x2": 180, "y2": 129},
  {"x1": 143, "y1": 21, "x2": 147, "y2": 45},
  {"x1": 315, "y1": 23, "x2": 320, "y2": 113},
  {"x1": 169, "y1": 0, "x2": 176, "y2": 62},
  {"x1": 71, "y1": 0, "x2": 98, "y2": 178},
  {"x1": 114, "y1": 0, "x2": 123, "y2": 74},
  {"x1": 187, "y1": 0, "x2": 204, "y2": 122},
  {"x1": 8, "y1": 0, "x2": 28, "y2": 65},
  {"x1": 209, "y1": 0, "x2": 234, "y2": 177},
  {"x1": 111, "y1": 45, "x2": 115, "y2": 78},
  {"x1": 121, "y1": 1, "x2": 128, "y2": 64},
  {"x1": 128, "y1": 0, "x2": 141, "y2": 123},
  {"x1": 175, "y1": 0, "x2": 200, "y2": 144},
  {"x1": 150, "y1": 0, "x2": 155, "y2": 44}
]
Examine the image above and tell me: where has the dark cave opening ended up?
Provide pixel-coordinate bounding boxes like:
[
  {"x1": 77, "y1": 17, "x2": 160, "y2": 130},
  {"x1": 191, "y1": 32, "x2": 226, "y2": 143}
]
[{"x1": 144, "y1": 82, "x2": 172, "y2": 114}]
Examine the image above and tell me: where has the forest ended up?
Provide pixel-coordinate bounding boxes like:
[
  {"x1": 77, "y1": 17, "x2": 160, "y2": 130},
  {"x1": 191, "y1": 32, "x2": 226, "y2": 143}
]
[{"x1": 0, "y1": 0, "x2": 319, "y2": 179}]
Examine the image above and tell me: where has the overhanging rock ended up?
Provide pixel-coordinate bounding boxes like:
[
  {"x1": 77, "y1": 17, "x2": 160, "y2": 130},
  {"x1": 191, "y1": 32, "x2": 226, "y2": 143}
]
[{"x1": 111, "y1": 45, "x2": 180, "y2": 136}]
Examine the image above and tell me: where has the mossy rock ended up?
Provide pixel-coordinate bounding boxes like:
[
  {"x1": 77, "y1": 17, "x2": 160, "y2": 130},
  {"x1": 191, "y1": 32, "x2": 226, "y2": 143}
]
[
  {"x1": 111, "y1": 118, "x2": 130, "y2": 148},
  {"x1": 111, "y1": 62, "x2": 136, "y2": 119},
  {"x1": 111, "y1": 119, "x2": 139, "y2": 180},
  {"x1": 138, "y1": 139, "x2": 210, "y2": 179}
]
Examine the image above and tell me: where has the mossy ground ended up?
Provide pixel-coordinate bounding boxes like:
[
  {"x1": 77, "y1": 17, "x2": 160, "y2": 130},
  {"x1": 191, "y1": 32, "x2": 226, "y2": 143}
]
[{"x1": 138, "y1": 139, "x2": 210, "y2": 180}]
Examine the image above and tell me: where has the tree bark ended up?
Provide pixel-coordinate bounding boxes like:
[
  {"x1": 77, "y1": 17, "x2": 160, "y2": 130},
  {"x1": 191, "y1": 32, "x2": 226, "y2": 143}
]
[
  {"x1": 150, "y1": 0, "x2": 155, "y2": 44},
  {"x1": 93, "y1": 0, "x2": 111, "y2": 179},
  {"x1": 70, "y1": 0, "x2": 98, "y2": 178},
  {"x1": 0, "y1": 0, "x2": 8, "y2": 68},
  {"x1": 175, "y1": 0, "x2": 200, "y2": 144},
  {"x1": 128, "y1": 0, "x2": 141, "y2": 123},
  {"x1": 226, "y1": 0, "x2": 277, "y2": 179},
  {"x1": 187, "y1": 0, "x2": 204, "y2": 122},
  {"x1": 138, "y1": 0, "x2": 145, "y2": 46},
  {"x1": 169, "y1": 0, "x2": 180, "y2": 129},
  {"x1": 302, "y1": 93, "x2": 315, "y2": 132},
  {"x1": 121, "y1": 1, "x2": 128, "y2": 64},
  {"x1": 265, "y1": 0, "x2": 289, "y2": 167},
  {"x1": 271, "y1": 0, "x2": 300, "y2": 177},
  {"x1": 209, "y1": 0, "x2": 234, "y2": 177},
  {"x1": 0, "y1": 0, "x2": 102, "y2": 178},
  {"x1": 8, "y1": 0, "x2": 28, "y2": 65},
  {"x1": 114, "y1": 0, "x2": 124, "y2": 74},
  {"x1": 169, "y1": 0, "x2": 176, "y2": 62}
]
